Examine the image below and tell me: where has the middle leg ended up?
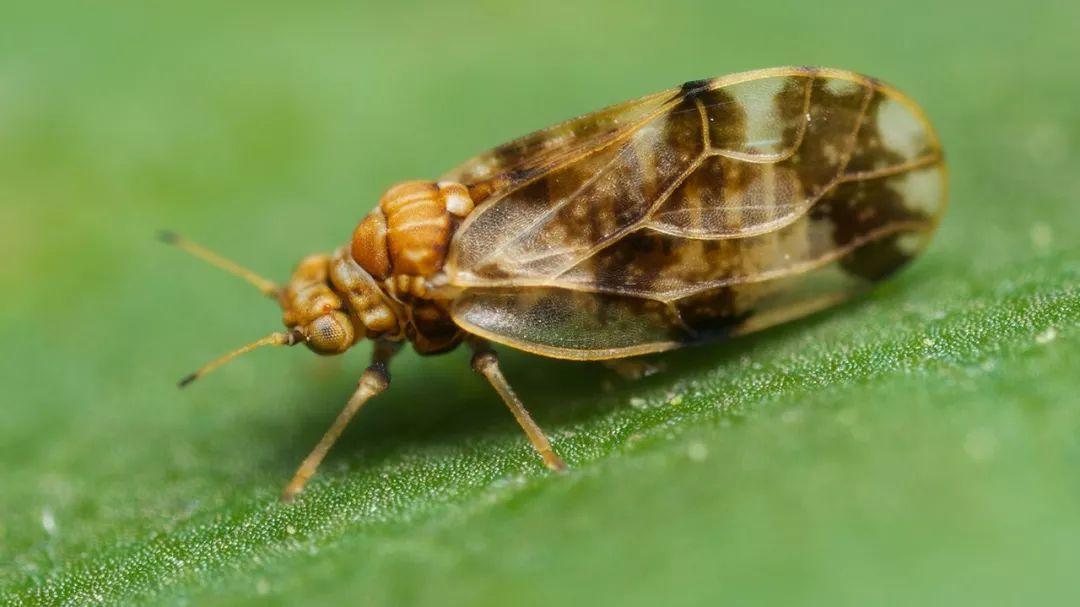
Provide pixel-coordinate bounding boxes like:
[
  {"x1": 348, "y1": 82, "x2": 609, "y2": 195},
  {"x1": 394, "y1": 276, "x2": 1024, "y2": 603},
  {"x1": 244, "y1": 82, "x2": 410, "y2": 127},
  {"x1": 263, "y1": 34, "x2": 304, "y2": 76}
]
[{"x1": 469, "y1": 341, "x2": 566, "y2": 472}]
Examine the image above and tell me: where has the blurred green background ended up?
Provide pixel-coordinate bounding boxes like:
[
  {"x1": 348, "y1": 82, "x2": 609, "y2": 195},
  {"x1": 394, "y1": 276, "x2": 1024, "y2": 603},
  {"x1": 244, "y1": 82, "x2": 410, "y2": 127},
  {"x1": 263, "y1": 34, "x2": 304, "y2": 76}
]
[{"x1": 1, "y1": 0, "x2": 1078, "y2": 605}]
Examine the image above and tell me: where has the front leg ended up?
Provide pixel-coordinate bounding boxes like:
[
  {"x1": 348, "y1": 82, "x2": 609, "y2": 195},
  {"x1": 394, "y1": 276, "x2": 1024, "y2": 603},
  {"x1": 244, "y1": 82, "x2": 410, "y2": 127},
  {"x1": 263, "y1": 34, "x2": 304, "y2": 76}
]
[
  {"x1": 469, "y1": 341, "x2": 566, "y2": 472},
  {"x1": 281, "y1": 340, "x2": 401, "y2": 502}
]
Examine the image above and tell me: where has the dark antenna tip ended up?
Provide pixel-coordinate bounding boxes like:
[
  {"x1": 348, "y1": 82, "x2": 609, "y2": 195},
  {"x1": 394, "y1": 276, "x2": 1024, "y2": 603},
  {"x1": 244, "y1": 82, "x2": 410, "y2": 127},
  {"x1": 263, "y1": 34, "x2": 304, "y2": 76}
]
[
  {"x1": 157, "y1": 229, "x2": 179, "y2": 244},
  {"x1": 177, "y1": 373, "x2": 197, "y2": 388}
]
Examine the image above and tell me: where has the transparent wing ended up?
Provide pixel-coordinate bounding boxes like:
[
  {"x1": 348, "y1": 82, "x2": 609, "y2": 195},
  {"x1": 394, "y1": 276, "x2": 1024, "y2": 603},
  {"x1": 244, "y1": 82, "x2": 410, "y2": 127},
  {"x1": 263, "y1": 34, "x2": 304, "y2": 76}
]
[
  {"x1": 446, "y1": 67, "x2": 947, "y2": 359},
  {"x1": 441, "y1": 88, "x2": 676, "y2": 202},
  {"x1": 451, "y1": 287, "x2": 691, "y2": 360}
]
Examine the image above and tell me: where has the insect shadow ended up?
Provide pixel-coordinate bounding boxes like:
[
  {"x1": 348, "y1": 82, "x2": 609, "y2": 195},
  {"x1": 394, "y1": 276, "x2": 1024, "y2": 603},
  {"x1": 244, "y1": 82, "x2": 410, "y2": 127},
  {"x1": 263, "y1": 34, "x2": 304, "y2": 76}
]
[
  {"x1": 256, "y1": 301, "x2": 846, "y2": 477},
  {"x1": 256, "y1": 348, "x2": 601, "y2": 473}
]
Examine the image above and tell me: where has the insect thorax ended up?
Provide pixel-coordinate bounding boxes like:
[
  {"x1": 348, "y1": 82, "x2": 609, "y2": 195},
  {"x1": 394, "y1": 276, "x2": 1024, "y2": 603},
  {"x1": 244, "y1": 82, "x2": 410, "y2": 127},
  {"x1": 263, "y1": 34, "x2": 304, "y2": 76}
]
[{"x1": 337, "y1": 180, "x2": 475, "y2": 353}]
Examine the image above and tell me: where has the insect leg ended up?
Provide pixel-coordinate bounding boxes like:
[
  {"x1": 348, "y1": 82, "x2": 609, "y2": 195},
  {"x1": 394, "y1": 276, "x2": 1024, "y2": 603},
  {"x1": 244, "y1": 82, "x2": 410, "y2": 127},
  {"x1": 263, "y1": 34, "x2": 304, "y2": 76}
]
[
  {"x1": 601, "y1": 358, "x2": 666, "y2": 381},
  {"x1": 280, "y1": 340, "x2": 401, "y2": 502},
  {"x1": 469, "y1": 342, "x2": 566, "y2": 472}
]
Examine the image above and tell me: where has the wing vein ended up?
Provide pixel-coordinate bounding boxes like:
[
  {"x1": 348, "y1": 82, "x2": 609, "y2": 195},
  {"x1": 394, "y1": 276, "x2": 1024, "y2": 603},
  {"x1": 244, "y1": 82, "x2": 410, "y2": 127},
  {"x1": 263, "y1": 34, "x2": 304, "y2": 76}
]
[
  {"x1": 453, "y1": 219, "x2": 933, "y2": 301},
  {"x1": 469, "y1": 137, "x2": 638, "y2": 271}
]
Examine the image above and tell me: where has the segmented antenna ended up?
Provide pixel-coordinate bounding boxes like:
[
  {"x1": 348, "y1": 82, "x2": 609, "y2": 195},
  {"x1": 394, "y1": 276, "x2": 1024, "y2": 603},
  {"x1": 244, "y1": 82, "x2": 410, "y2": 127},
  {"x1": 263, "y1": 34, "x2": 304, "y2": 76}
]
[
  {"x1": 158, "y1": 230, "x2": 281, "y2": 297},
  {"x1": 178, "y1": 330, "x2": 303, "y2": 388}
]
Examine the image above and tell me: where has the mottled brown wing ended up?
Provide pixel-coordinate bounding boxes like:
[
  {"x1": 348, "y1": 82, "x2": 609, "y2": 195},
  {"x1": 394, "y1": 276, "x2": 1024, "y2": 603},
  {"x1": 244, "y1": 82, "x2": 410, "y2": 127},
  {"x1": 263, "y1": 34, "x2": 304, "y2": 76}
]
[
  {"x1": 440, "y1": 88, "x2": 676, "y2": 202},
  {"x1": 445, "y1": 67, "x2": 947, "y2": 360}
]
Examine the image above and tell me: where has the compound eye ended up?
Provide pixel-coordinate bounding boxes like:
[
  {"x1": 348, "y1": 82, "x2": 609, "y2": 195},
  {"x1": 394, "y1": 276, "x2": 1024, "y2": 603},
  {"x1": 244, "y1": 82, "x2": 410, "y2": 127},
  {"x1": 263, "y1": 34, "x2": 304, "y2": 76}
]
[{"x1": 305, "y1": 312, "x2": 355, "y2": 354}]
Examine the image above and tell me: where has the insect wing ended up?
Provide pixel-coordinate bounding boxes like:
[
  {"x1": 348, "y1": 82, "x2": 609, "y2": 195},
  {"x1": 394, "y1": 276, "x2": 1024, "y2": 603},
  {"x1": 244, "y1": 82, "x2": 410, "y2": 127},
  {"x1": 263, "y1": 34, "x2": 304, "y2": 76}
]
[
  {"x1": 441, "y1": 88, "x2": 675, "y2": 202},
  {"x1": 445, "y1": 68, "x2": 946, "y2": 359}
]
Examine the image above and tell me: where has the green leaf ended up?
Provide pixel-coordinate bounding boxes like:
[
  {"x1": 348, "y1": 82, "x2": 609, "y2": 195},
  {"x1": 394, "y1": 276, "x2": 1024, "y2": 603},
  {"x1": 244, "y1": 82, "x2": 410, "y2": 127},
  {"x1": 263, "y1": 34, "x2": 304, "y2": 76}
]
[{"x1": 2, "y1": 1, "x2": 1078, "y2": 605}]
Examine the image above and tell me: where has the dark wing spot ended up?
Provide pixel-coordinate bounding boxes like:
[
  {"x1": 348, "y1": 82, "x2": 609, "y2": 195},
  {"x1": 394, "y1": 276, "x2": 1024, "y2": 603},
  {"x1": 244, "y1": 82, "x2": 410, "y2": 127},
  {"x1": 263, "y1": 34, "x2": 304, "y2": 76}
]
[{"x1": 680, "y1": 79, "x2": 712, "y2": 99}]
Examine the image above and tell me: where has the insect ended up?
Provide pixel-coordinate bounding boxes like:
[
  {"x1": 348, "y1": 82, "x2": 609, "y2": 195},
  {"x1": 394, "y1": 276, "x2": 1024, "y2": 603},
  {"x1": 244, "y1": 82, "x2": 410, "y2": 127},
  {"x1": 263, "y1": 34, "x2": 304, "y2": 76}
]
[{"x1": 164, "y1": 67, "x2": 946, "y2": 501}]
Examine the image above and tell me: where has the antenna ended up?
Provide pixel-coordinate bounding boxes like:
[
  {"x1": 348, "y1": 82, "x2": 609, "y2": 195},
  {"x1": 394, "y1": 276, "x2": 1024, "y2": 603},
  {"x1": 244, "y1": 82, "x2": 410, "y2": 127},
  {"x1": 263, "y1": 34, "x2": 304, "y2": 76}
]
[
  {"x1": 178, "y1": 330, "x2": 303, "y2": 388},
  {"x1": 158, "y1": 230, "x2": 281, "y2": 298}
]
